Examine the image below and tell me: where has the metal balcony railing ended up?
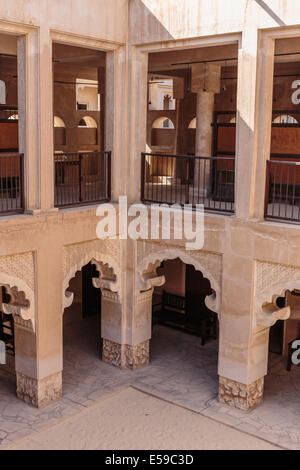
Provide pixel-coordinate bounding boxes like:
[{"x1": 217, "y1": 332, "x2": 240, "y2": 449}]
[
  {"x1": 141, "y1": 152, "x2": 235, "y2": 213},
  {"x1": 54, "y1": 151, "x2": 111, "y2": 208},
  {"x1": 0, "y1": 153, "x2": 24, "y2": 215},
  {"x1": 265, "y1": 158, "x2": 300, "y2": 223}
]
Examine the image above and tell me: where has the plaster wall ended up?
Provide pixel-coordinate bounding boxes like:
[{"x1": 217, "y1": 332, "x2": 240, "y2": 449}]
[{"x1": 2, "y1": 0, "x2": 300, "y2": 407}]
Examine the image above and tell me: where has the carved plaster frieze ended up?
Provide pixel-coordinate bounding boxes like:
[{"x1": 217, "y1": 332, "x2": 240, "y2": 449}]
[
  {"x1": 254, "y1": 261, "x2": 300, "y2": 330},
  {"x1": 2, "y1": 303, "x2": 33, "y2": 332},
  {"x1": 137, "y1": 241, "x2": 222, "y2": 314},
  {"x1": 63, "y1": 239, "x2": 121, "y2": 310},
  {"x1": 0, "y1": 252, "x2": 35, "y2": 331},
  {"x1": 101, "y1": 289, "x2": 120, "y2": 303},
  {"x1": 16, "y1": 371, "x2": 62, "y2": 408},
  {"x1": 102, "y1": 339, "x2": 150, "y2": 370}
]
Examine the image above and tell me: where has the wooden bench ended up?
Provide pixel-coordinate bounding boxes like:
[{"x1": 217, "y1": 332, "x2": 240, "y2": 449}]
[{"x1": 154, "y1": 290, "x2": 218, "y2": 346}]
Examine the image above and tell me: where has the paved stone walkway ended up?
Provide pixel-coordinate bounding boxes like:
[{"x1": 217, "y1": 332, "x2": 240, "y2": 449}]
[
  {"x1": 7, "y1": 388, "x2": 280, "y2": 450},
  {"x1": 0, "y1": 316, "x2": 299, "y2": 449}
]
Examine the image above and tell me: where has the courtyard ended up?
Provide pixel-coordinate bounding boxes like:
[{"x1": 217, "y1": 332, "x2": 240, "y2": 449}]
[{"x1": 0, "y1": 317, "x2": 299, "y2": 450}]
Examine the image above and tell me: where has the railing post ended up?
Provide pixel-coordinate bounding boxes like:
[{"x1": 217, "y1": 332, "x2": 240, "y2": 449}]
[
  {"x1": 264, "y1": 160, "x2": 271, "y2": 219},
  {"x1": 141, "y1": 153, "x2": 145, "y2": 202},
  {"x1": 107, "y1": 151, "x2": 112, "y2": 201},
  {"x1": 79, "y1": 153, "x2": 83, "y2": 203},
  {"x1": 185, "y1": 157, "x2": 190, "y2": 204},
  {"x1": 20, "y1": 153, "x2": 25, "y2": 211}
]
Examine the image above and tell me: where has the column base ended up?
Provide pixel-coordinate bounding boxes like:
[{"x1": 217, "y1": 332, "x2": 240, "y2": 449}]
[
  {"x1": 16, "y1": 371, "x2": 62, "y2": 408},
  {"x1": 218, "y1": 376, "x2": 264, "y2": 411},
  {"x1": 102, "y1": 339, "x2": 149, "y2": 370}
]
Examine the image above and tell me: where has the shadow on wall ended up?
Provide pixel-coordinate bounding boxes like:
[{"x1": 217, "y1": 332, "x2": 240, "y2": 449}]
[
  {"x1": 131, "y1": 1, "x2": 287, "y2": 42},
  {"x1": 254, "y1": 0, "x2": 286, "y2": 26},
  {"x1": 129, "y1": 0, "x2": 175, "y2": 42}
]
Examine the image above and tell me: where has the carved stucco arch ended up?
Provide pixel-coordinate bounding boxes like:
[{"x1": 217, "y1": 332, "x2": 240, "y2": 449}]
[
  {"x1": 254, "y1": 261, "x2": 300, "y2": 331},
  {"x1": 63, "y1": 251, "x2": 120, "y2": 311},
  {"x1": 137, "y1": 246, "x2": 222, "y2": 314},
  {"x1": 256, "y1": 280, "x2": 300, "y2": 330},
  {"x1": 0, "y1": 273, "x2": 34, "y2": 331}
]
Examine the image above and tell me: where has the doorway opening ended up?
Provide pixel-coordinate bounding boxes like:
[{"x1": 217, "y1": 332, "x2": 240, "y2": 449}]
[{"x1": 63, "y1": 261, "x2": 102, "y2": 393}]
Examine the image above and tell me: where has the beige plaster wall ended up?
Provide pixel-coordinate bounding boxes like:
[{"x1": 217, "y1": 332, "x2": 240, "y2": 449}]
[
  {"x1": 0, "y1": 0, "x2": 128, "y2": 44},
  {"x1": 2, "y1": 0, "x2": 300, "y2": 394},
  {"x1": 129, "y1": 0, "x2": 300, "y2": 44}
]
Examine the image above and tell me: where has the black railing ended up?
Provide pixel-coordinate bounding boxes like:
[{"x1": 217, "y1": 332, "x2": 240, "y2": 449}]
[
  {"x1": 265, "y1": 159, "x2": 300, "y2": 222},
  {"x1": 141, "y1": 152, "x2": 235, "y2": 213},
  {"x1": 54, "y1": 151, "x2": 111, "y2": 208},
  {"x1": 0, "y1": 153, "x2": 24, "y2": 214}
]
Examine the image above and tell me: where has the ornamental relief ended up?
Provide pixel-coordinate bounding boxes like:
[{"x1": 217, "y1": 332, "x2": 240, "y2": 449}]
[
  {"x1": 136, "y1": 241, "x2": 222, "y2": 314},
  {"x1": 62, "y1": 239, "x2": 121, "y2": 309},
  {"x1": 254, "y1": 260, "x2": 300, "y2": 330},
  {"x1": 0, "y1": 252, "x2": 35, "y2": 331}
]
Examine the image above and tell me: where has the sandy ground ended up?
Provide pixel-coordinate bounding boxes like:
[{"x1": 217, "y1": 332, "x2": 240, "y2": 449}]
[{"x1": 6, "y1": 387, "x2": 281, "y2": 451}]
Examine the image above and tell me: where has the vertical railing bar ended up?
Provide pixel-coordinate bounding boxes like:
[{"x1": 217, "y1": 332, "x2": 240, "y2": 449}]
[
  {"x1": 272, "y1": 164, "x2": 277, "y2": 217},
  {"x1": 278, "y1": 163, "x2": 283, "y2": 218},
  {"x1": 285, "y1": 165, "x2": 290, "y2": 219}
]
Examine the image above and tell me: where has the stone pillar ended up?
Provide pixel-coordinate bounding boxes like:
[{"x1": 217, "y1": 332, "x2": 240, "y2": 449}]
[
  {"x1": 12, "y1": 315, "x2": 62, "y2": 408},
  {"x1": 106, "y1": 47, "x2": 128, "y2": 202},
  {"x1": 194, "y1": 91, "x2": 215, "y2": 196},
  {"x1": 219, "y1": 376, "x2": 264, "y2": 411},
  {"x1": 218, "y1": 229, "x2": 269, "y2": 411},
  {"x1": 235, "y1": 31, "x2": 274, "y2": 219},
  {"x1": 191, "y1": 64, "x2": 220, "y2": 198},
  {"x1": 101, "y1": 289, "x2": 151, "y2": 370},
  {"x1": 13, "y1": 245, "x2": 63, "y2": 407},
  {"x1": 126, "y1": 46, "x2": 149, "y2": 204},
  {"x1": 18, "y1": 27, "x2": 56, "y2": 214}
]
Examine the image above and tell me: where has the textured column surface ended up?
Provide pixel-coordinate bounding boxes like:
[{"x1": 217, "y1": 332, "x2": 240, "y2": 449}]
[
  {"x1": 16, "y1": 371, "x2": 62, "y2": 408},
  {"x1": 219, "y1": 376, "x2": 264, "y2": 411},
  {"x1": 102, "y1": 339, "x2": 149, "y2": 370},
  {"x1": 194, "y1": 91, "x2": 215, "y2": 196}
]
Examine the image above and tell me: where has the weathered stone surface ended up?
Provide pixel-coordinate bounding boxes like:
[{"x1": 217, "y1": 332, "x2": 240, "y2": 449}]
[
  {"x1": 219, "y1": 376, "x2": 264, "y2": 411},
  {"x1": 16, "y1": 371, "x2": 62, "y2": 408},
  {"x1": 102, "y1": 339, "x2": 149, "y2": 370}
]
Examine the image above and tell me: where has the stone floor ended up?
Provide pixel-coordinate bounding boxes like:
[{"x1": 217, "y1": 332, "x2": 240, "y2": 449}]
[
  {"x1": 7, "y1": 388, "x2": 279, "y2": 450},
  {"x1": 0, "y1": 315, "x2": 299, "y2": 449}
]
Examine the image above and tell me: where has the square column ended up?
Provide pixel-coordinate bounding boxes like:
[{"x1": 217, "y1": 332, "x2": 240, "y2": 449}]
[
  {"x1": 18, "y1": 27, "x2": 55, "y2": 213},
  {"x1": 14, "y1": 245, "x2": 63, "y2": 407},
  {"x1": 101, "y1": 288, "x2": 151, "y2": 370},
  {"x1": 16, "y1": 371, "x2": 62, "y2": 408},
  {"x1": 235, "y1": 31, "x2": 275, "y2": 220},
  {"x1": 218, "y1": 244, "x2": 269, "y2": 411},
  {"x1": 219, "y1": 376, "x2": 264, "y2": 411},
  {"x1": 192, "y1": 64, "x2": 220, "y2": 197}
]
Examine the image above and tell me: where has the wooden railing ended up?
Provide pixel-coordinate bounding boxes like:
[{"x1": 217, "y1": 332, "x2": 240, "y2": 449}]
[
  {"x1": 54, "y1": 151, "x2": 111, "y2": 208},
  {"x1": 0, "y1": 153, "x2": 24, "y2": 215},
  {"x1": 141, "y1": 152, "x2": 235, "y2": 213},
  {"x1": 265, "y1": 158, "x2": 300, "y2": 223}
]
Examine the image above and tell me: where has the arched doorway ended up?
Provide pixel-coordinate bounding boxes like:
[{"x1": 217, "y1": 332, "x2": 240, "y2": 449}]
[
  {"x1": 148, "y1": 257, "x2": 220, "y2": 405},
  {"x1": 62, "y1": 261, "x2": 102, "y2": 395},
  {"x1": 153, "y1": 259, "x2": 218, "y2": 345},
  {"x1": 0, "y1": 282, "x2": 32, "y2": 401}
]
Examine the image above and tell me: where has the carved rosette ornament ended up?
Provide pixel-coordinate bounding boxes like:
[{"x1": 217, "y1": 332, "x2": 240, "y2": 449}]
[{"x1": 102, "y1": 339, "x2": 149, "y2": 370}]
